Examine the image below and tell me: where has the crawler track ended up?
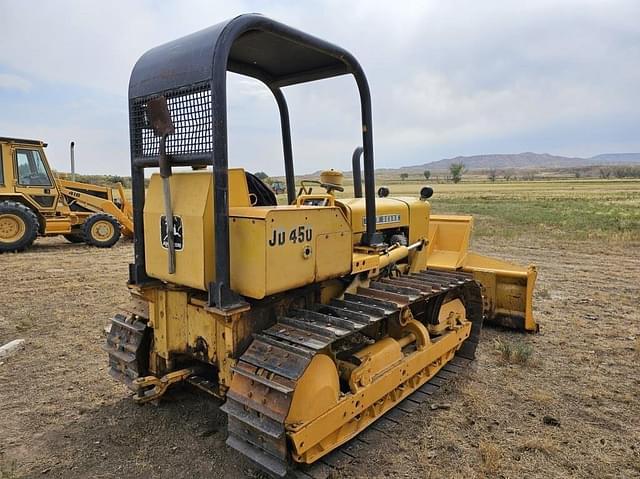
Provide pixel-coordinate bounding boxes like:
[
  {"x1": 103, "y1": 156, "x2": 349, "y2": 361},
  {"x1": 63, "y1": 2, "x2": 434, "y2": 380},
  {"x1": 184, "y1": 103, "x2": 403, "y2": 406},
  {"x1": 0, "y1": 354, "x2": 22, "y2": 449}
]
[
  {"x1": 292, "y1": 355, "x2": 474, "y2": 479},
  {"x1": 223, "y1": 269, "x2": 484, "y2": 478},
  {"x1": 104, "y1": 313, "x2": 150, "y2": 390}
]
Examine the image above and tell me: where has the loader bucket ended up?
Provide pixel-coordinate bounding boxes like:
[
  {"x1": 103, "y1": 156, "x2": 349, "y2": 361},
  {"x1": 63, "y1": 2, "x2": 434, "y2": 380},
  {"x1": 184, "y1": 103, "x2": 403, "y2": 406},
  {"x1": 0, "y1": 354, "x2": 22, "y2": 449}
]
[
  {"x1": 116, "y1": 183, "x2": 134, "y2": 237},
  {"x1": 427, "y1": 215, "x2": 538, "y2": 332}
]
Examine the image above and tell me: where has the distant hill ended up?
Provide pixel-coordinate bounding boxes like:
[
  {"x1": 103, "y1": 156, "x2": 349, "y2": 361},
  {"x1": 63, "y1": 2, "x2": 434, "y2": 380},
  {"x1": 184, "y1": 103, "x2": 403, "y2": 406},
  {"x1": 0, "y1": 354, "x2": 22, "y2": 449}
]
[
  {"x1": 401, "y1": 152, "x2": 640, "y2": 172},
  {"x1": 588, "y1": 153, "x2": 640, "y2": 164},
  {"x1": 296, "y1": 151, "x2": 640, "y2": 178}
]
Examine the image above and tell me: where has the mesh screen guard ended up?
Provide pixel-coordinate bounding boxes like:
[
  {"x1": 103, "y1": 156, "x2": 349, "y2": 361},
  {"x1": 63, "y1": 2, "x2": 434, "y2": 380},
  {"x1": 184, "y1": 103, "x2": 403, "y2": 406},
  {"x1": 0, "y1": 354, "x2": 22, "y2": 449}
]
[{"x1": 130, "y1": 82, "x2": 213, "y2": 159}]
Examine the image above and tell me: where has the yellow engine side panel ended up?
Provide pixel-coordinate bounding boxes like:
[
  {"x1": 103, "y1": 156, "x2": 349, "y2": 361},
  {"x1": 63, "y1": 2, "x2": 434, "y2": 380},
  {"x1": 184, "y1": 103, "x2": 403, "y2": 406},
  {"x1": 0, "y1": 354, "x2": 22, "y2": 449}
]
[
  {"x1": 338, "y1": 196, "x2": 430, "y2": 271},
  {"x1": 228, "y1": 216, "x2": 267, "y2": 299},
  {"x1": 338, "y1": 198, "x2": 409, "y2": 243},
  {"x1": 399, "y1": 197, "x2": 430, "y2": 271},
  {"x1": 144, "y1": 169, "x2": 250, "y2": 291},
  {"x1": 315, "y1": 231, "x2": 351, "y2": 282},
  {"x1": 399, "y1": 198, "x2": 429, "y2": 244},
  {"x1": 145, "y1": 170, "x2": 352, "y2": 298},
  {"x1": 230, "y1": 206, "x2": 352, "y2": 299}
]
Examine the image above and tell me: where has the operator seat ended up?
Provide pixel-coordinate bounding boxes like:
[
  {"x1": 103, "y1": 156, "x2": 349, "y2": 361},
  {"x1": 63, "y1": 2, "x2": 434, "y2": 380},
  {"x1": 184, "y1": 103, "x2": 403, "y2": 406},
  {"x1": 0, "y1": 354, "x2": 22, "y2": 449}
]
[{"x1": 245, "y1": 172, "x2": 277, "y2": 206}]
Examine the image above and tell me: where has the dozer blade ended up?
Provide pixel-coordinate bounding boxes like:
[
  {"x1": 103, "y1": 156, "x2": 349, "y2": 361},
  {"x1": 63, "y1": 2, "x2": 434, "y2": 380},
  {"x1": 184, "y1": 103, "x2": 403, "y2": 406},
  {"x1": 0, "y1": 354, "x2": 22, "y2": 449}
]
[
  {"x1": 462, "y1": 252, "x2": 537, "y2": 332},
  {"x1": 427, "y1": 214, "x2": 538, "y2": 331}
]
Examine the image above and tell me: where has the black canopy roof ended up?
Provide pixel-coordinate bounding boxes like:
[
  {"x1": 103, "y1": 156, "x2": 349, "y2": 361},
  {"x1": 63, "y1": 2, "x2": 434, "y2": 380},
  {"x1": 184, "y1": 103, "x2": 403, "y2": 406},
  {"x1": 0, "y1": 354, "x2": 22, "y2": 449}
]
[{"x1": 129, "y1": 13, "x2": 357, "y2": 98}]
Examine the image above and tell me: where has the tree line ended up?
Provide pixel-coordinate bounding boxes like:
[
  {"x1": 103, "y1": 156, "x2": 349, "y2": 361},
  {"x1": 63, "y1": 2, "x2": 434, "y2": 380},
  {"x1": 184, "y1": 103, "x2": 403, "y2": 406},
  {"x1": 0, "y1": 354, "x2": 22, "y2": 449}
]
[{"x1": 400, "y1": 162, "x2": 466, "y2": 183}]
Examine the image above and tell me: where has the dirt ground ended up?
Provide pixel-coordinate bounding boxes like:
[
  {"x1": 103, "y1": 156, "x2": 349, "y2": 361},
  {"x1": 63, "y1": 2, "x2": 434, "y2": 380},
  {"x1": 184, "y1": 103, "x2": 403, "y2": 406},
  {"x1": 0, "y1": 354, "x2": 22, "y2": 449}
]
[{"x1": 1, "y1": 236, "x2": 638, "y2": 478}]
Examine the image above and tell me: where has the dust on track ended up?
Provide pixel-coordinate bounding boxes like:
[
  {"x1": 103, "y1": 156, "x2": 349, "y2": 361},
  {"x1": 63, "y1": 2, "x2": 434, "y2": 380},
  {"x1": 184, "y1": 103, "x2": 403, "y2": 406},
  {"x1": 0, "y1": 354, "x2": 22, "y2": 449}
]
[{"x1": 0, "y1": 236, "x2": 638, "y2": 478}]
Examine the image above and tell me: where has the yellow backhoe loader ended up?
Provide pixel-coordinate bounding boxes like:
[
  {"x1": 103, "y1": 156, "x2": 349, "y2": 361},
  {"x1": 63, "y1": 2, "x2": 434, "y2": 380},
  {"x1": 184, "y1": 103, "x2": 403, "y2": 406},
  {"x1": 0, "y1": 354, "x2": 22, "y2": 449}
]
[
  {"x1": 0, "y1": 137, "x2": 133, "y2": 252},
  {"x1": 105, "y1": 14, "x2": 537, "y2": 478}
]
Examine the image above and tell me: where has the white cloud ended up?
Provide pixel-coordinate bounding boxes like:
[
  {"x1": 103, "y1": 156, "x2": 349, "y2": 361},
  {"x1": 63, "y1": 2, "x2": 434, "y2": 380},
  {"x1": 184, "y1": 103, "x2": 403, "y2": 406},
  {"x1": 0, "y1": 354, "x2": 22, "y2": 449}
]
[{"x1": 0, "y1": 73, "x2": 31, "y2": 91}]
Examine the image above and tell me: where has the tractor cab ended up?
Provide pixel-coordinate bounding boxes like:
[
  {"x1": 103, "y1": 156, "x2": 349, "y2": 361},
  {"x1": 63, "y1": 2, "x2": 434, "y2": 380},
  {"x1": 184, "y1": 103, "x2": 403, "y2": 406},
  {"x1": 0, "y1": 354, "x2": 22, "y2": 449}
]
[
  {"x1": 0, "y1": 137, "x2": 61, "y2": 212},
  {"x1": 15, "y1": 147, "x2": 54, "y2": 187}
]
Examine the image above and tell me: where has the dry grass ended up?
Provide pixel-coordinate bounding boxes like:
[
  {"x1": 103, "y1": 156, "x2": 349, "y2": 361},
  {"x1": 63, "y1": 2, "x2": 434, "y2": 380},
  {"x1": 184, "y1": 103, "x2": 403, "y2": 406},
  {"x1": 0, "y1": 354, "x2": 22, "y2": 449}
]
[
  {"x1": 512, "y1": 342, "x2": 534, "y2": 364},
  {"x1": 518, "y1": 437, "x2": 556, "y2": 456},
  {"x1": 479, "y1": 441, "x2": 502, "y2": 474},
  {"x1": 494, "y1": 338, "x2": 513, "y2": 361},
  {"x1": 528, "y1": 389, "x2": 555, "y2": 403},
  {"x1": 494, "y1": 338, "x2": 534, "y2": 365}
]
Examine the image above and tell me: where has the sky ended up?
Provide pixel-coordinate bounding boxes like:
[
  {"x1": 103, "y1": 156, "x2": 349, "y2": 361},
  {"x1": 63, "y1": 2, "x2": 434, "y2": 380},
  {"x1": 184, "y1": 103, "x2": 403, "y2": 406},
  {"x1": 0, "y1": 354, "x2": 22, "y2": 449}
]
[{"x1": 0, "y1": 0, "x2": 638, "y2": 176}]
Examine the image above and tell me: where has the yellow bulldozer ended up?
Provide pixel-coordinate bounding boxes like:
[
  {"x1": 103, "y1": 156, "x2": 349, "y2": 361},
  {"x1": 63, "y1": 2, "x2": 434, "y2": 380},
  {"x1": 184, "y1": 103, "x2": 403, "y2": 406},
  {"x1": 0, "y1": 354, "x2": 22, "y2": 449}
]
[
  {"x1": 0, "y1": 137, "x2": 133, "y2": 252},
  {"x1": 105, "y1": 14, "x2": 537, "y2": 477}
]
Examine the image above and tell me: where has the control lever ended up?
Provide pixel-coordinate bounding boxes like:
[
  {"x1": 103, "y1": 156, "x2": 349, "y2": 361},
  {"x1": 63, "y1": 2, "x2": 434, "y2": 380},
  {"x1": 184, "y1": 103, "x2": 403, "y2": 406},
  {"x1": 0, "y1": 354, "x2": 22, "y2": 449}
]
[{"x1": 146, "y1": 96, "x2": 177, "y2": 274}]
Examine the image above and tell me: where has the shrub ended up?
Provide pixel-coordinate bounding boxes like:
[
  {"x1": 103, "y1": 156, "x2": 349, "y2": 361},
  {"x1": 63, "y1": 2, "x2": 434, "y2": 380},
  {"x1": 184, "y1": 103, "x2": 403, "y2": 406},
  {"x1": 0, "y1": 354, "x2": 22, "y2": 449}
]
[
  {"x1": 494, "y1": 338, "x2": 533, "y2": 365},
  {"x1": 449, "y1": 162, "x2": 466, "y2": 183}
]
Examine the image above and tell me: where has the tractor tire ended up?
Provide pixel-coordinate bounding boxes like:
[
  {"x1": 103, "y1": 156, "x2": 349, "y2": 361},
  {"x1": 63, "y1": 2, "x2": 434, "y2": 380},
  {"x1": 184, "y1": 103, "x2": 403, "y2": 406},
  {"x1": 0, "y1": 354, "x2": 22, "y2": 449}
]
[
  {"x1": 83, "y1": 213, "x2": 121, "y2": 248},
  {"x1": 0, "y1": 201, "x2": 39, "y2": 253},
  {"x1": 63, "y1": 232, "x2": 86, "y2": 243}
]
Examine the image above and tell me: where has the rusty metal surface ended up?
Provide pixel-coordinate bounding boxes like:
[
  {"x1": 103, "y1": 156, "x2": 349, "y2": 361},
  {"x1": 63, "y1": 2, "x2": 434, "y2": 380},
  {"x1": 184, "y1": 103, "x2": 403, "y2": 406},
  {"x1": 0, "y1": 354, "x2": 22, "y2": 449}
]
[
  {"x1": 342, "y1": 292, "x2": 398, "y2": 314},
  {"x1": 356, "y1": 285, "x2": 411, "y2": 305},
  {"x1": 309, "y1": 303, "x2": 373, "y2": 325},
  {"x1": 369, "y1": 280, "x2": 421, "y2": 298},
  {"x1": 240, "y1": 338, "x2": 311, "y2": 380}
]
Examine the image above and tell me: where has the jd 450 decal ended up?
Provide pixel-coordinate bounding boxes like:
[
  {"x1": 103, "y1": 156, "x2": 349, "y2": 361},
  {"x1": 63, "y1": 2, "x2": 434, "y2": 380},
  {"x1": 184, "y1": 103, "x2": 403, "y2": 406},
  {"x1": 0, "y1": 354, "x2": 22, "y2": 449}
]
[{"x1": 269, "y1": 225, "x2": 312, "y2": 246}]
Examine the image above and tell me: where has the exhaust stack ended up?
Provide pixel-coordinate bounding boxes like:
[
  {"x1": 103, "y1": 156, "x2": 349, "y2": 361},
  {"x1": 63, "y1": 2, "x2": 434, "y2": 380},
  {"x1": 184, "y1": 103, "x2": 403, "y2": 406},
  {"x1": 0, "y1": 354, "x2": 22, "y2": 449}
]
[{"x1": 70, "y1": 141, "x2": 75, "y2": 181}]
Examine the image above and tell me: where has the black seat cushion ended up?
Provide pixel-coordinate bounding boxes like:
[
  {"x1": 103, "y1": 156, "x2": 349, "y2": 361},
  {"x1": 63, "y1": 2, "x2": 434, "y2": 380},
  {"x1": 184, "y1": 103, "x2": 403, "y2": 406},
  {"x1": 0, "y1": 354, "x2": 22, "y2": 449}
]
[{"x1": 245, "y1": 172, "x2": 277, "y2": 206}]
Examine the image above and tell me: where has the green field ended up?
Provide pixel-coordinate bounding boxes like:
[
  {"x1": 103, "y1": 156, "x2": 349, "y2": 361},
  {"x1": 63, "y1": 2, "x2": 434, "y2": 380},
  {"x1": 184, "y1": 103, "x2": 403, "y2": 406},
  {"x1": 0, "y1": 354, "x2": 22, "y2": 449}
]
[{"x1": 280, "y1": 178, "x2": 640, "y2": 243}]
